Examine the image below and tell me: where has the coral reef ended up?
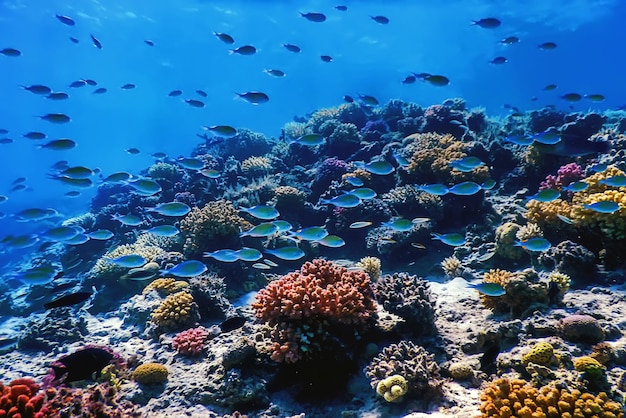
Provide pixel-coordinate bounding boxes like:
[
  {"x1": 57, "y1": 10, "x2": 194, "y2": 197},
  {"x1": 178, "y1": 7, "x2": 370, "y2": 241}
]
[
  {"x1": 558, "y1": 315, "x2": 604, "y2": 343},
  {"x1": 356, "y1": 256, "x2": 382, "y2": 282},
  {"x1": 372, "y1": 272, "x2": 436, "y2": 334},
  {"x1": 179, "y1": 200, "x2": 253, "y2": 257},
  {"x1": 376, "y1": 374, "x2": 408, "y2": 402},
  {"x1": 479, "y1": 269, "x2": 548, "y2": 317},
  {"x1": 522, "y1": 341, "x2": 556, "y2": 366},
  {"x1": 364, "y1": 340, "x2": 441, "y2": 401},
  {"x1": 479, "y1": 377, "x2": 623, "y2": 418},
  {"x1": 251, "y1": 259, "x2": 377, "y2": 363},
  {"x1": 143, "y1": 277, "x2": 190, "y2": 296},
  {"x1": 150, "y1": 291, "x2": 199, "y2": 332},
  {"x1": 172, "y1": 327, "x2": 210, "y2": 356},
  {"x1": 132, "y1": 363, "x2": 169, "y2": 385},
  {"x1": 0, "y1": 378, "x2": 45, "y2": 417}
]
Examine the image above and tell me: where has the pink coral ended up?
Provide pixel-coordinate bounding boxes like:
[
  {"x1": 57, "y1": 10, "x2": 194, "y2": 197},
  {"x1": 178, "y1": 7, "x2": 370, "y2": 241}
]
[
  {"x1": 539, "y1": 162, "x2": 584, "y2": 190},
  {"x1": 252, "y1": 258, "x2": 377, "y2": 363},
  {"x1": 172, "y1": 327, "x2": 210, "y2": 356},
  {"x1": 0, "y1": 378, "x2": 45, "y2": 418}
]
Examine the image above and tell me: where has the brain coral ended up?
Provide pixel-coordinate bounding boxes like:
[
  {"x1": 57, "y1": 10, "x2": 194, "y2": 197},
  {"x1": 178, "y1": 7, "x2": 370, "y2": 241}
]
[
  {"x1": 480, "y1": 377, "x2": 623, "y2": 418},
  {"x1": 179, "y1": 200, "x2": 253, "y2": 257},
  {"x1": 364, "y1": 340, "x2": 441, "y2": 401},
  {"x1": 133, "y1": 363, "x2": 169, "y2": 385},
  {"x1": 251, "y1": 258, "x2": 377, "y2": 363},
  {"x1": 404, "y1": 132, "x2": 490, "y2": 185},
  {"x1": 558, "y1": 314, "x2": 604, "y2": 343},
  {"x1": 522, "y1": 341, "x2": 555, "y2": 366}
]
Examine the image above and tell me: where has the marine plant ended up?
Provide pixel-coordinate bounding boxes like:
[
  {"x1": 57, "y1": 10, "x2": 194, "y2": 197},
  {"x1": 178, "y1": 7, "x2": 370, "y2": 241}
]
[{"x1": 251, "y1": 258, "x2": 377, "y2": 363}]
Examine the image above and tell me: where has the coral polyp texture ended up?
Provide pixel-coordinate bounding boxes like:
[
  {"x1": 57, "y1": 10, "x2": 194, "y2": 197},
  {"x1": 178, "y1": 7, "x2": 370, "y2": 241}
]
[
  {"x1": 132, "y1": 363, "x2": 169, "y2": 385},
  {"x1": 376, "y1": 374, "x2": 408, "y2": 402},
  {"x1": 150, "y1": 291, "x2": 199, "y2": 332},
  {"x1": 479, "y1": 377, "x2": 623, "y2": 418},
  {"x1": 0, "y1": 378, "x2": 45, "y2": 417},
  {"x1": 172, "y1": 327, "x2": 210, "y2": 356},
  {"x1": 251, "y1": 258, "x2": 377, "y2": 363},
  {"x1": 179, "y1": 200, "x2": 253, "y2": 257}
]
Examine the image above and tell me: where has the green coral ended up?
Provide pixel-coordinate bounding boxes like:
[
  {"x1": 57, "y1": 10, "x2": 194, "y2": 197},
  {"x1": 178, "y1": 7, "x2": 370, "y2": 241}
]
[
  {"x1": 376, "y1": 374, "x2": 408, "y2": 402},
  {"x1": 573, "y1": 356, "x2": 605, "y2": 382}
]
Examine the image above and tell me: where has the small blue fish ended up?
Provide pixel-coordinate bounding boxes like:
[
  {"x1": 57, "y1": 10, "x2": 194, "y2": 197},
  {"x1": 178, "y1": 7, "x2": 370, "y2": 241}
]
[
  {"x1": 291, "y1": 226, "x2": 329, "y2": 241},
  {"x1": 420, "y1": 184, "x2": 450, "y2": 196},
  {"x1": 111, "y1": 213, "x2": 142, "y2": 226},
  {"x1": 128, "y1": 178, "x2": 162, "y2": 196},
  {"x1": 40, "y1": 226, "x2": 81, "y2": 242},
  {"x1": 599, "y1": 175, "x2": 626, "y2": 187},
  {"x1": 584, "y1": 201, "x2": 620, "y2": 214},
  {"x1": 345, "y1": 176, "x2": 364, "y2": 187},
  {"x1": 315, "y1": 235, "x2": 345, "y2": 248},
  {"x1": 199, "y1": 168, "x2": 220, "y2": 179},
  {"x1": 481, "y1": 179, "x2": 496, "y2": 190},
  {"x1": 468, "y1": 282, "x2": 506, "y2": 297},
  {"x1": 382, "y1": 218, "x2": 415, "y2": 232},
  {"x1": 65, "y1": 233, "x2": 90, "y2": 245},
  {"x1": 177, "y1": 157, "x2": 205, "y2": 170},
  {"x1": 505, "y1": 134, "x2": 533, "y2": 146},
  {"x1": 557, "y1": 214, "x2": 574, "y2": 224},
  {"x1": 161, "y1": 260, "x2": 207, "y2": 277},
  {"x1": 349, "y1": 221, "x2": 373, "y2": 229},
  {"x1": 108, "y1": 254, "x2": 146, "y2": 268},
  {"x1": 293, "y1": 134, "x2": 325, "y2": 146},
  {"x1": 87, "y1": 229, "x2": 114, "y2": 240},
  {"x1": 532, "y1": 130, "x2": 561, "y2": 145},
  {"x1": 449, "y1": 181, "x2": 482, "y2": 196},
  {"x1": 527, "y1": 189, "x2": 561, "y2": 203},
  {"x1": 589, "y1": 163, "x2": 609, "y2": 173},
  {"x1": 252, "y1": 263, "x2": 271, "y2": 270},
  {"x1": 563, "y1": 181, "x2": 588, "y2": 193},
  {"x1": 449, "y1": 156, "x2": 484, "y2": 172},
  {"x1": 204, "y1": 249, "x2": 239, "y2": 262},
  {"x1": 235, "y1": 247, "x2": 263, "y2": 261},
  {"x1": 514, "y1": 237, "x2": 551, "y2": 252},
  {"x1": 271, "y1": 220, "x2": 293, "y2": 232},
  {"x1": 145, "y1": 225, "x2": 180, "y2": 237},
  {"x1": 240, "y1": 222, "x2": 280, "y2": 237},
  {"x1": 240, "y1": 205, "x2": 280, "y2": 220},
  {"x1": 5, "y1": 234, "x2": 39, "y2": 249},
  {"x1": 350, "y1": 187, "x2": 377, "y2": 200},
  {"x1": 359, "y1": 160, "x2": 394, "y2": 175},
  {"x1": 265, "y1": 246, "x2": 305, "y2": 260},
  {"x1": 147, "y1": 202, "x2": 191, "y2": 217},
  {"x1": 431, "y1": 232, "x2": 466, "y2": 246},
  {"x1": 320, "y1": 193, "x2": 361, "y2": 208},
  {"x1": 13, "y1": 266, "x2": 57, "y2": 285},
  {"x1": 103, "y1": 171, "x2": 132, "y2": 183},
  {"x1": 393, "y1": 153, "x2": 410, "y2": 168}
]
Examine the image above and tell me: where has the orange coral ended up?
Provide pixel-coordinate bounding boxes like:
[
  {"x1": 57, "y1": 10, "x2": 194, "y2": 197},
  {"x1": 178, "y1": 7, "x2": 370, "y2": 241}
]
[{"x1": 0, "y1": 378, "x2": 45, "y2": 418}]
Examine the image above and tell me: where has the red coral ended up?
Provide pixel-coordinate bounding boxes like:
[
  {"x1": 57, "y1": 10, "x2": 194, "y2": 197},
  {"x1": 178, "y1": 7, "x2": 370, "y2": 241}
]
[
  {"x1": 172, "y1": 327, "x2": 209, "y2": 356},
  {"x1": 252, "y1": 259, "x2": 377, "y2": 363},
  {"x1": 0, "y1": 378, "x2": 45, "y2": 418}
]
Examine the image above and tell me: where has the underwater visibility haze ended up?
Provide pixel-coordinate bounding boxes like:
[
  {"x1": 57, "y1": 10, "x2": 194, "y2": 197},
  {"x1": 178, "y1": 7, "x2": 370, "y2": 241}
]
[{"x1": 2, "y1": 0, "x2": 626, "y2": 417}]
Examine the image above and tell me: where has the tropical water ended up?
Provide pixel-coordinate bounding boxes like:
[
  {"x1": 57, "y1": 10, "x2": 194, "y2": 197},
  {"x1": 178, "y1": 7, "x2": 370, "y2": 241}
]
[{"x1": 2, "y1": 0, "x2": 626, "y2": 417}]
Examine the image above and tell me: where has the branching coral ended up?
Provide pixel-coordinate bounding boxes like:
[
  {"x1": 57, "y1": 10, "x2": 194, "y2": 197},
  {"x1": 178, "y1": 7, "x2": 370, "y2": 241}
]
[
  {"x1": 0, "y1": 378, "x2": 45, "y2": 417},
  {"x1": 404, "y1": 132, "x2": 490, "y2": 184},
  {"x1": 172, "y1": 327, "x2": 210, "y2": 356},
  {"x1": 150, "y1": 291, "x2": 199, "y2": 332},
  {"x1": 372, "y1": 272, "x2": 436, "y2": 333},
  {"x1": 271, "y1": 186, "x2": 306, "y2": 208},
  {"x1": 381, "y1": 185, "x2": 444, "y2": 220},
  {"x1": 251, "y1": 259, "x2": 377, "y2": 363},
  {"x1": 356, "y1": 256, "x2": 382, "y2": 281},
  {"x1": 179, "y1": 200, "x2": 252, "y2": 257},
  {"x1": 364, "y1": 340, "x2": 441, "y2": 401},
  {"x1": 441, "y1": 256, "x2": 462, "y2": 277},
  {"x1": 88, "y1": 242, "x2": 165, "y2": 281},
  {"x1": 479, "y1": 269, "x2": 548, "y2": 317},
  {"x1": 37, "y1": 382, "x2": 140, "y2": 417},
  {"x1": 479, "y1": 377, "x2": 623, "y2": 418},
  {"x1": 241, "y1": 156, "x2": 272, "y2": 177}
]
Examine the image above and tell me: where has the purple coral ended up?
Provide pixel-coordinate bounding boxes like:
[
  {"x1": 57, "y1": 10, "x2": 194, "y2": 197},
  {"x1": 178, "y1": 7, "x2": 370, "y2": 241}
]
[
  {"x1": 360, "y1": 119, "x2": 388, "y2": 141},
  {"x1": 539, "y1": 163, "x2": 584, "y2": 190}
]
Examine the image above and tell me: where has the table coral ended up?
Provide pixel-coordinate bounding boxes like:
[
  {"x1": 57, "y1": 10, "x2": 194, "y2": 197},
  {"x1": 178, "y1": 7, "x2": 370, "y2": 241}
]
[
  {"x1": 479, "y1": 377, "x2": 623, "y2": 418},
  {"x1": 179, "y1": 200, "x2": 253, "y2": 257},
  {"x1": 150, "y1": 291, "x2": 199, "y2": 332},
  {"x1": 364, "y1": 340, "x2": 441, "y2": 401},
  {"x1": 0, "y1": 378, "x2": 45, "y2": 418},
  {"x1": 251, "y1": 259, "x2": 377, "y2": 363}
]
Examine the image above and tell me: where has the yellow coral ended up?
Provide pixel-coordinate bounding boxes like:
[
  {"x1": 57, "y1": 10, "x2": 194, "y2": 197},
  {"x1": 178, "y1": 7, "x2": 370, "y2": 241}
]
[
  {"x1": 179, "y1": 200, "x2": 253, "y2": 257},
  {"x1": 479, "y1": 377, "x2": 623, "y2": 418},
  {"x1": 522, "y1": 341, "x2": 555, "y2": 366},
  {"x1": 573, "y1": 356, "x2": 605, "y2": 381},
  {"x1": 376, "y1": 375, "x2": 408, "y2": 402},
  {"x1": 548, "y1": 271, "x2": 570, "y2": 293},
  {"x1": 272, "y1": 185, "x2": 306, "y2": 207},
  {"x1": 356, "y1": 256, "x2": 381, "y2": 281},
  {"x1": 494, "y1": 222, "x2": 525, "y2": 259},
  {"x1": 441, "y1": 256, "x2": 461, "y2": 277},
  {"x1": 241, "y1": 156, "x2": 272, "y2": 176},
  {"x1": 143, "y1": 278, "x2": 189, "y2": 295},
  {"x1": 132, "y1": 363, "x2": 169, "y2": 385},
  {"x1": 150, "y1": 291, "x2": 197, "y2": 330},
  {"x1": 405, "y1": 132, "x2": 490, "y2": 184},
  {"x1": 479, "y1": 269, "x2": 513, "y2": 310},
  {"x1": 448, "y1": 361, "x2": 474, "y2": 380}
]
